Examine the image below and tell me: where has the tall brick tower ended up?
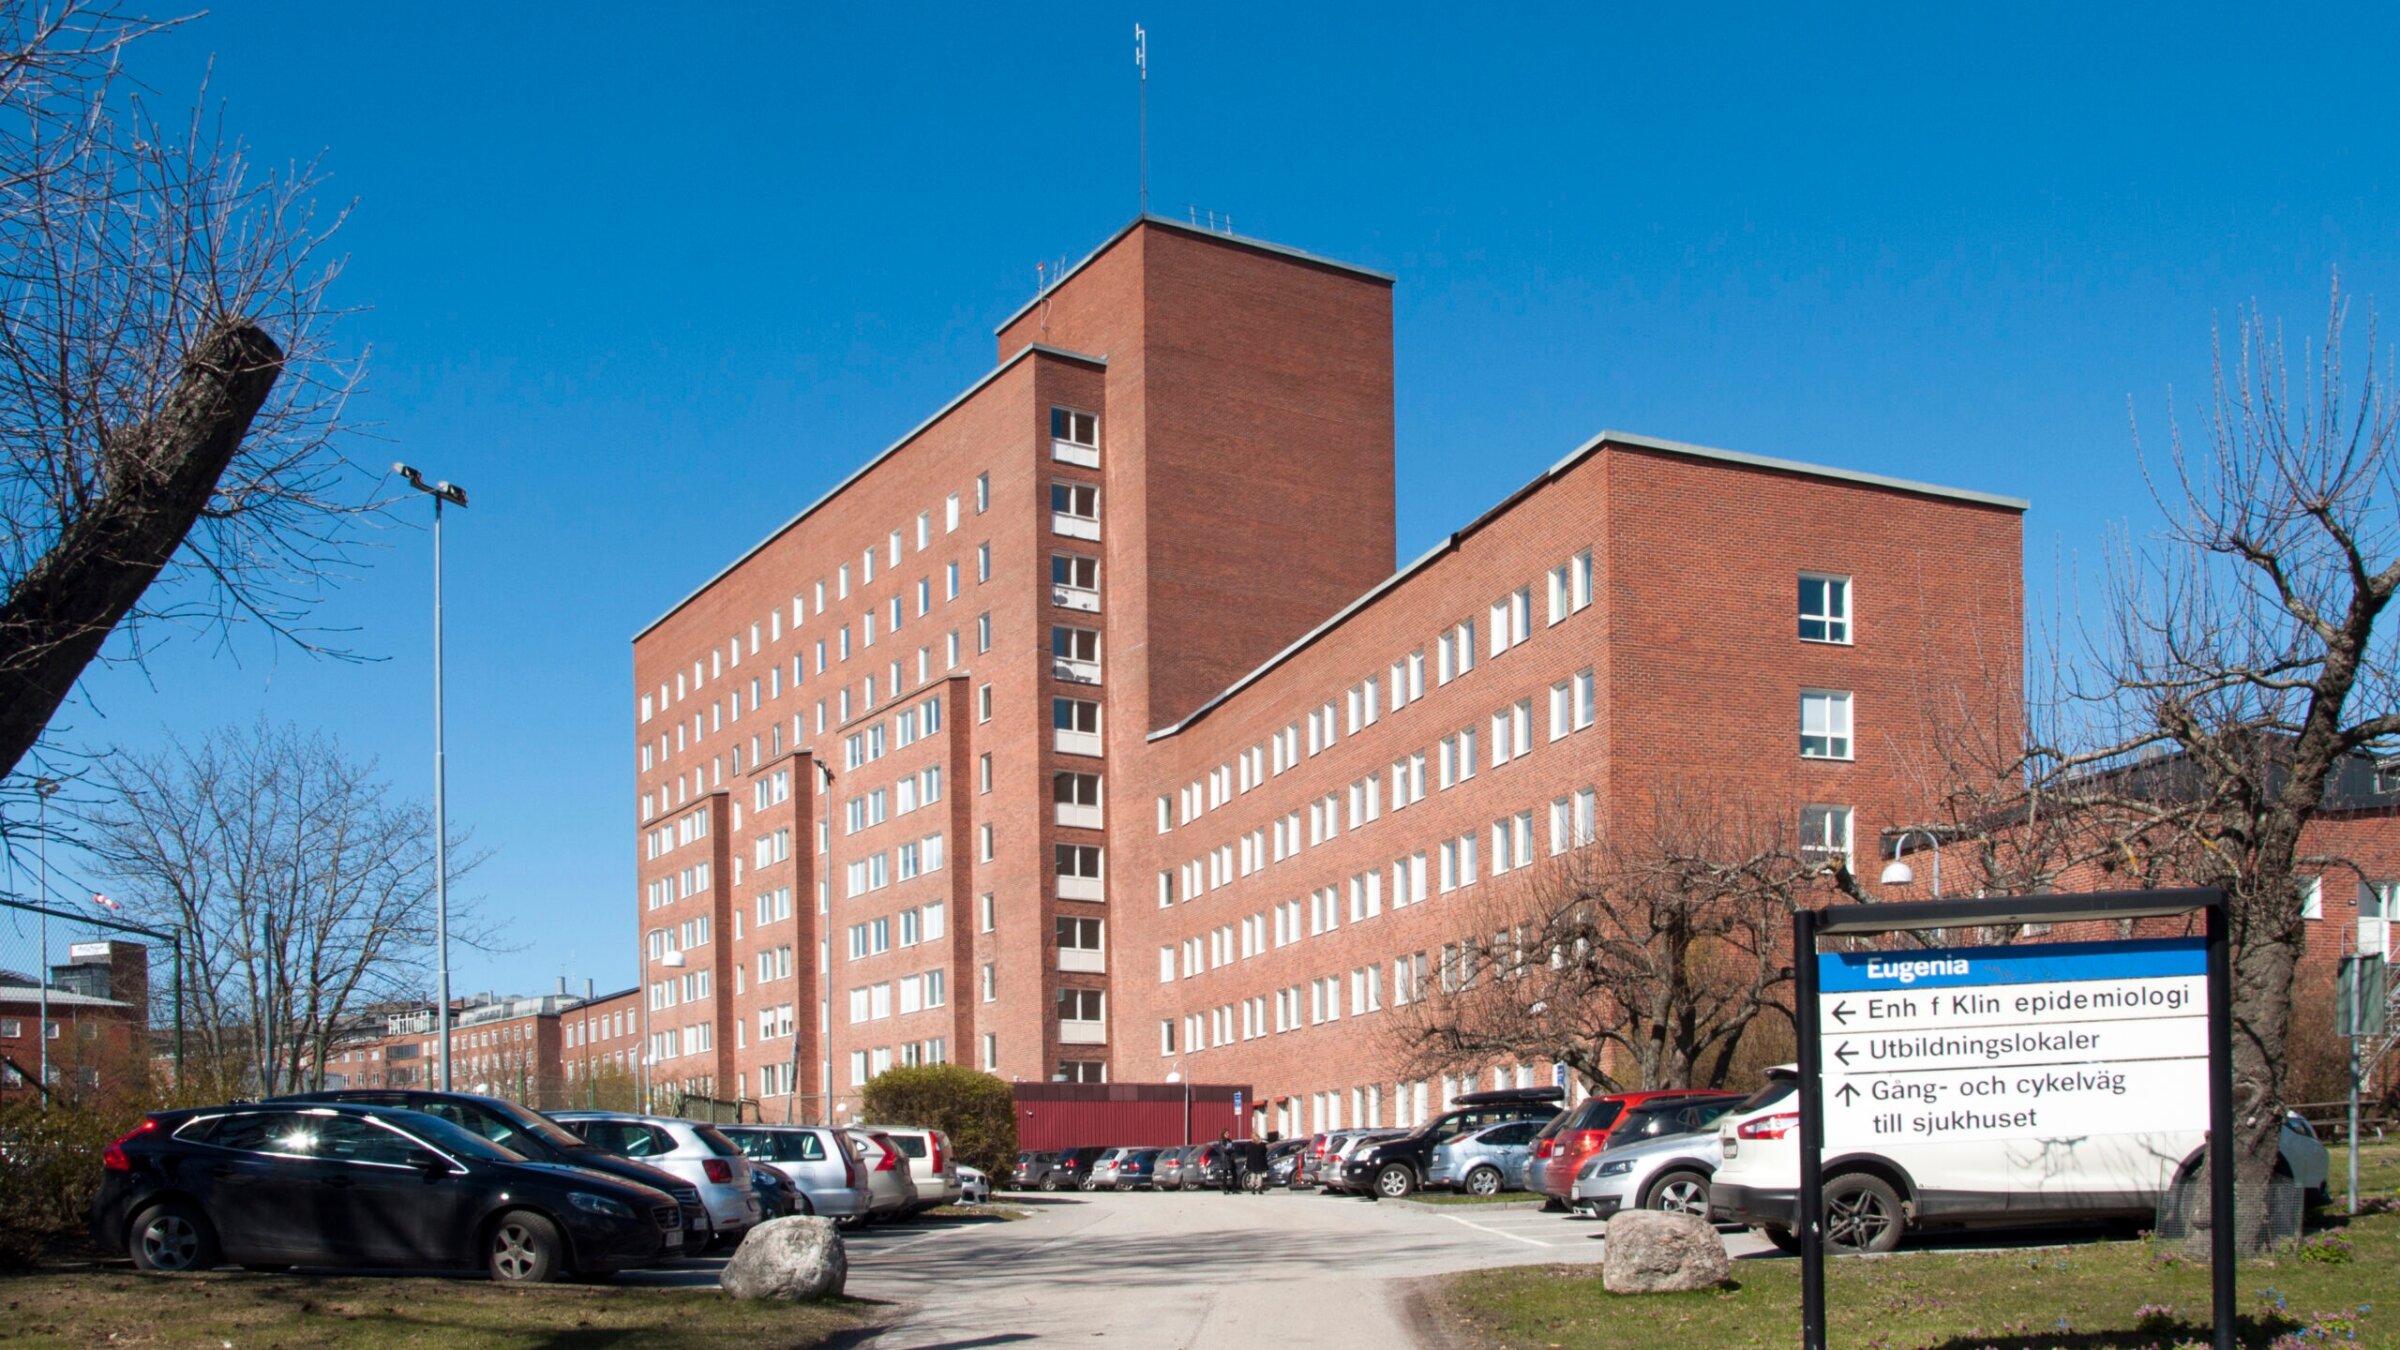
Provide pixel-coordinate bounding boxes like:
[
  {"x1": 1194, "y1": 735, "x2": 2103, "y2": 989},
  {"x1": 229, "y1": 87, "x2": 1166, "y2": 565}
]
[{"x1": 631, "y1": 217, "x2": 1398, "y2": 1114}]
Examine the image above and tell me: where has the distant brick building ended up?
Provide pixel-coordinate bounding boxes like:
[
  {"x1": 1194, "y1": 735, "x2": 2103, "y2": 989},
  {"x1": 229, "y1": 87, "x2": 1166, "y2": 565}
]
[
  {"x1": 1, "y1": 941, "x2": 151, "y2": 1105},
  {"x1": 627, "y1": 213, "x2": 2391, "y2": 1133}
]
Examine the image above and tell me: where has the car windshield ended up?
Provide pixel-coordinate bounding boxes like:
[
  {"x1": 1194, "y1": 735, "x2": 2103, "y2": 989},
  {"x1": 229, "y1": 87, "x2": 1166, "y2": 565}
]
[
  {"x1": 459, "y1": 1100, "x2": 586, "y2": 1155},
  {"x1": 1729, "y1": 1079, "x2": 1797, "y2": 1116},
  {"x1": 382, "y1": 1111, "x2": 524, "y2": 1164},
  {"x1": 1538, "y1": 1098, "x2": 1622, "y2": 1139}
]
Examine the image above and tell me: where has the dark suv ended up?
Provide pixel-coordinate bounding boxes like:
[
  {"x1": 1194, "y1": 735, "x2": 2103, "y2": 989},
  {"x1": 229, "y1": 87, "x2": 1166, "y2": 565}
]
[
  {"x1": 274, "y1": 1088, "x2": 709, "y2": 1248},
  {"x1": 1046, "y1": 1145, "x2": 1111, "y2": 1190},
  {"x1": 1347, "y1": 1087, "x2": 1566, "y2": 1199}
]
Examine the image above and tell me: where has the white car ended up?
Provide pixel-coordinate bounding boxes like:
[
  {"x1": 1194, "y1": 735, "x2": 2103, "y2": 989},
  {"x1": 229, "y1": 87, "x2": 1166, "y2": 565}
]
[
  {"x1": 1709, "y1": 1067, "x2": 2332, "y2": 1252},
  {"x1": 852, "y1": 1124, "x2": 962, "y2": 1211},
  {"x1": 957, "y1": 1164, "x2": 991, "y2": 1204}
]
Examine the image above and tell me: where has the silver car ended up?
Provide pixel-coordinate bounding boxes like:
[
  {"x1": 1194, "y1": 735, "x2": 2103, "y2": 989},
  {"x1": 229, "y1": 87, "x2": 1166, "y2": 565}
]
[
  {"x1": 551, "y1": 1112, "x2": 762, "y2": 1245},
  {"x1": 1085, "y1": 1147, "x2": 1132, "y2": 1190},
  {"x1": 1570, "y1": 1124, "x2": 1726, "y2": 1219},
  {"x1": 846, "y1": 1128, "x2": 922, "y2": 1220},
  {"x1": 722, "y1": 1125, "x2": 874, "y2": 1220},
  {"x1": 857, "y1": 1124, "x2": 962, "y2": 1211},
  {"x1": 1426, "y1": 1119, "x2": 1544, "y2": 1195}
]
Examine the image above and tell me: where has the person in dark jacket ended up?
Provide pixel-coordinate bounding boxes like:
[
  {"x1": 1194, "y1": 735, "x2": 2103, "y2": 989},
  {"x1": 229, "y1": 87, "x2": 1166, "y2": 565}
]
[{"x1": 1218, "y1": 1130, "x2": 1241, "y2": 1194}]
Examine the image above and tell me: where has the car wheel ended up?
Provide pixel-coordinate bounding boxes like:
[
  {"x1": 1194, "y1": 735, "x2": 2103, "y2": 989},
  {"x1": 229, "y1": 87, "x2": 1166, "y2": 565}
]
[
  {"x1": 129, "y1": 1201, "x2": 220, "y2": 1274},
  {"x1": 1375, "y1": 1165, "x2": 1416, "y2": 1200},
  {"x1": 1464, "y1": 1167, "x2": 1503, "y2": 1197},
  {"x1": 1822, "y1": 1174, "x2": 1905, "y2": 1254},
  {"x1": 1646, "y1": 1169, "x2": 1711, "y2": 1217},
  {"x1": 487, "y1": 1210, "x2": 566, "y2": 1284},
  {"x1": 1763, "y1": 1225, "x2": 1802, "y2": 1255},
  {"x1": 1040, "y1": 1174, "x2": 1061, "y2": 1192}
]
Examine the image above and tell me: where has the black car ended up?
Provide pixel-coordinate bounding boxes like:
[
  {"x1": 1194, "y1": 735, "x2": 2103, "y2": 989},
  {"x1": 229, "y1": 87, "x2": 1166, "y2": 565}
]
[
  {"x1": 1045, "y1": 1145, "x2": 1110, "y2": 1190},
  {"x1": 276, "y1": 1089, "x2": 710, "y2": 1248},
  {"x1": 1347, "y1": 1086, "x2": 1566, "y2": 1199},
  {"x1": 92, "y1": 1101, "x2": 681, "y2": 1281}
]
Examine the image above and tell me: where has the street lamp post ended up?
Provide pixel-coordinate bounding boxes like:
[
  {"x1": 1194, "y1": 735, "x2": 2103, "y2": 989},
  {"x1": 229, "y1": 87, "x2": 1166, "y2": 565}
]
[
  {"x1": 34, "y1": 777, "x2": 60, "y2": 1108},
  {"x1": 1166, "y1": 1066, "x2": 1190, "y2": 1145},
  {"x1": 394, "y1": 463, "x2": 468, "y2": 1092},
  {"x1": 640, "y1": 948, "x2": 686, "y2": 1113},
  {"x1": 1878, "y1": 827, "x2": 1943, "y2": 899}
]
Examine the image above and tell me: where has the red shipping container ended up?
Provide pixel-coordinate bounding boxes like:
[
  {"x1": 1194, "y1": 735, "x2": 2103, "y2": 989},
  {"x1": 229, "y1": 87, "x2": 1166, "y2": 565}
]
[{"x1": 1012, "y1": 1082, "x2": 1255, "y2": 1151}]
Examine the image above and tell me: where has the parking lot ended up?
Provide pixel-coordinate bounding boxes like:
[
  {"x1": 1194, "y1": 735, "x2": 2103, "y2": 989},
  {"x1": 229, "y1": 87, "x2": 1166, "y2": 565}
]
[{"x1": 667, "y1": 1190, "x2": 1768, "y2": 1349}]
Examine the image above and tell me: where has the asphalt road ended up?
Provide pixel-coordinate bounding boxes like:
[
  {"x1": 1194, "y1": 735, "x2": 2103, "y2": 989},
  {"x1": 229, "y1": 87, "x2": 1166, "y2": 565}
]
[{"x1": 821, "y1": 1189, "x2": 1772, "y2": 1349}]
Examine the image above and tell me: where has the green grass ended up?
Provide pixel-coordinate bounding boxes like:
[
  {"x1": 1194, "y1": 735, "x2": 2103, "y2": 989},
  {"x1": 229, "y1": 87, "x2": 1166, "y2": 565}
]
[
  {"x1": 1434, "y1": 1143, "x2": 2400, "y2": 1350},
  {"x1": 0, "y1": 1268, "x2": 872, "y2": 1349}
]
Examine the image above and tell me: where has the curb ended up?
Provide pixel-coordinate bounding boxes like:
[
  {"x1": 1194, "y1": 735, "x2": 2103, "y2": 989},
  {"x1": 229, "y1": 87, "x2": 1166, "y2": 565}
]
[{"x1": 1391, "y1": 1197, "x2": 1551, "y2": 1213}]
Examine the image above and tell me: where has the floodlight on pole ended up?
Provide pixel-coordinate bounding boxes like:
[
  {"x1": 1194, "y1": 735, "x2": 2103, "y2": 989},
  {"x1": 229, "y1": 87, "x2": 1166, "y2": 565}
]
[
  {"x1": 34, "y1": 777, "x2": 60, "y2": 1109},
  {"x1": 394, "y1": 462, "x2": 468, "y2": 1091},
  {"x1": 1879, "y1": 828, "x2": 1942, "y2": 898}
]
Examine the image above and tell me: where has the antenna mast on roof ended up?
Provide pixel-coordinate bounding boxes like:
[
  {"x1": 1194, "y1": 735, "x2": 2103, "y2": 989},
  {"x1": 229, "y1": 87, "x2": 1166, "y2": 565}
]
[{"x1": 1134, "y1": 23, "x2": 1148, "y2": 215}]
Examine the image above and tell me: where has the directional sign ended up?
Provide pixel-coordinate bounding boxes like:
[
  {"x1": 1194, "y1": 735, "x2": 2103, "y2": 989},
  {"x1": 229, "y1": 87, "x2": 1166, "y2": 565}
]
[{"x1": 1816, "y1": 937, "x2": 2209, "y2": 1147}]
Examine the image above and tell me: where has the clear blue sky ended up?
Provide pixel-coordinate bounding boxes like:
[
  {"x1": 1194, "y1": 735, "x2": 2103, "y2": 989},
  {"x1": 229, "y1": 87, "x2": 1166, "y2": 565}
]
[{"x1": 31, "y1": 2, "x2": 2400, "y2": 997}]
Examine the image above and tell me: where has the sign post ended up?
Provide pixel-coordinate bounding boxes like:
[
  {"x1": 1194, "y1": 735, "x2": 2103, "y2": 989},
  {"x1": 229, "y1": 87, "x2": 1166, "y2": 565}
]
[
  {"x1": 2337, "y1": 954, "x2": 2388, "y2": 1214},
  {"x1": 1793, "y1": 889, "x2": 2234, "y2": 1350}
]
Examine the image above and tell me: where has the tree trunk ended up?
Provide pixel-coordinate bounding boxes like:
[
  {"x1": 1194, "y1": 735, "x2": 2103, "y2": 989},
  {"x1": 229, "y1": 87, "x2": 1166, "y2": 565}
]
[
  {"x1": 2229, "y1": 898, "x2": 2301, "y2": 1253},
  {"x1": 0, "y1": 320, "x2": 282, "y2": 778}
]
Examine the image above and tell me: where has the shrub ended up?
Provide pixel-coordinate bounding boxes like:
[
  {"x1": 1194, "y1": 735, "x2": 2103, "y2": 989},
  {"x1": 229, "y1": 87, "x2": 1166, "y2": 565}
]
[
  {"x1": 0, "y1": 1096, "x2": 142, "y2": 1266},
  {"x1": 860, "y1": 1065, "x2": 1019, "y2": 1177}
]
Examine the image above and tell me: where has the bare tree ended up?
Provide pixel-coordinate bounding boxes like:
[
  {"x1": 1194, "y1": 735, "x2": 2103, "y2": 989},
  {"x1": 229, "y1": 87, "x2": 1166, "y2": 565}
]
[
  {"x1": 1923, "y1": 283, "x2": 2397, "y2": 1251},
  {"x1": 80, "y1": 720, "x2": 481, "y2": 1096},
  {"x1": 0, "y1": 1, "x2": 361, "y2": 791},
  {"x1": 1391, "y1": 787, "x2": 1858, "y2": 1093}
]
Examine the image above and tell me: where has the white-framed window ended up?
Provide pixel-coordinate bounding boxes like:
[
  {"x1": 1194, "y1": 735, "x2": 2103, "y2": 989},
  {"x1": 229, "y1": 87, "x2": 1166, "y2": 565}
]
[
  {"x1": 2361, "y1": 881, "x2": 2394, "y2": 957},
  {"x1": 1800, "y1": 689, "x2": 1854, "y2": 760},
  {"x1": 1800, "y1": 573, "x2": 1852, "y2": 644},
  {"x1": 1799, "y1": 805, "x2": 1853, "y2": 865},
  {"x1": 2300, "y1": 874, "x2": 2323, "y2": 920}
]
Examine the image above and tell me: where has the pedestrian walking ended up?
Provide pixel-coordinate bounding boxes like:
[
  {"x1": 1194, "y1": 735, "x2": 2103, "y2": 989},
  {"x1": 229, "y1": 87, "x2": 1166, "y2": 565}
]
[{"x1": 1218, "y1": 1130, "x2": 1241, "y2": 1194}]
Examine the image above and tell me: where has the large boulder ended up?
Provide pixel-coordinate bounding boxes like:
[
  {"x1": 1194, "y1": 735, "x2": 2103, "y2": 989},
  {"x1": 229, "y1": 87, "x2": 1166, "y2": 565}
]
[
  {"x1": 1601, "y1": 1209, "x2": 1730, "y2": 1294},
  {"x1": 720, "y1": 1216, "x2": 848, "y2": 1301}
]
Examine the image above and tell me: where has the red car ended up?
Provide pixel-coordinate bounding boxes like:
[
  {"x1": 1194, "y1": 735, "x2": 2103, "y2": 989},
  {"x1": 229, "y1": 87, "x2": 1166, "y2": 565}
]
[{"x1": 1527, "y1": 1089, "x2": 1725, "y2": 1204}]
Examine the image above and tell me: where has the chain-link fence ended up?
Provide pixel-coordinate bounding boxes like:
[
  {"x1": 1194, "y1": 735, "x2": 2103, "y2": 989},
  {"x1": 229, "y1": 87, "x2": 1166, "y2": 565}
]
[{"x1": 0, "y1": 896, "x2": 182, "y2": 1107}]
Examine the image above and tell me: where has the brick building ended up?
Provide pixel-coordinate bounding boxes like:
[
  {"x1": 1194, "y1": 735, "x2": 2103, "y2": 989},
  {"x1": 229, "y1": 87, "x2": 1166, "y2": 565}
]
[
  {"x1": 323, "y1": 987, "x2": 595, "y2": 1111},
  {"x1": 627, "y1": 210, "x2": 2039, "y2": 1126},
  {"x1": 0, "y1": 940, "x2": 151, "y2": 1105}
]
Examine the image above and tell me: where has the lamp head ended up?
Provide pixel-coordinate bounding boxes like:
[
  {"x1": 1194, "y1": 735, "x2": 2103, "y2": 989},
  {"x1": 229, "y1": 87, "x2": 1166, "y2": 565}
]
[
  {"x1": 1164, "y1": 1071, "x2": 1182, "y2": 1084},
  {"x1": 660, "y1": 950, "x2": 687, "y2": 969},
  {"x1": 1879, "y1": 860, "x2": 1915, "y2": 887}
]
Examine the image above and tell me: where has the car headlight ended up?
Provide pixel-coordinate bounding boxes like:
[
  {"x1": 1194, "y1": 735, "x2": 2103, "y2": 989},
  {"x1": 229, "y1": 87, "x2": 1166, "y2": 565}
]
[
  {"x1": 571, "y1": 1191, "x2": 635, "y2": 1219},
  {"x1": 1582, "y1": 1159, "x2": 1632, "y2": 1179}
]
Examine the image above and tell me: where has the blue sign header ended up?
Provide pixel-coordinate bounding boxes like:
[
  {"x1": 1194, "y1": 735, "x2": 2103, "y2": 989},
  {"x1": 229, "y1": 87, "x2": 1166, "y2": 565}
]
[{"x1": 1817, "y1": 936, "x2": 2204, "y2": 992}]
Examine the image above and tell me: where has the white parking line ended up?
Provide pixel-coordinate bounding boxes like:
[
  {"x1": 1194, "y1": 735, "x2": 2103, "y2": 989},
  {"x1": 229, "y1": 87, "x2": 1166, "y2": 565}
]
[{"x1": 1441, "y1": 1213, "x2": 1554, "y2": 1248}]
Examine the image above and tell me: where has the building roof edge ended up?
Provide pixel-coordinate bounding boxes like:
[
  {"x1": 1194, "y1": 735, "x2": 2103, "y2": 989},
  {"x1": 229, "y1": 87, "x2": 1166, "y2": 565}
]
[
  {"x1": 632, "y1": 342, "x2": 1107, "y2": 643},
  {"x1": 992, "y1": 214, "x2": 1395, "y2": 337},
  {"x1": 1146, "y1": 430, "x2": 2027, "y2": 742}
]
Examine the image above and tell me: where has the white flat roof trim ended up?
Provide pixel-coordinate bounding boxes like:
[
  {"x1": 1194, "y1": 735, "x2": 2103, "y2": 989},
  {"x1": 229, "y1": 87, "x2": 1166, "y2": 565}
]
[
  {"x1": 993, "y1": 214, "x2": 1396, "y2": 337},
  {"x1": 634, "y1": 342, "x2": 1107, "y2": 641},
  {"x1": 0, "y1": 985, "x2": 133, "y2": 1009},
  {"x1": 1148, "y1": 429, "x2": 2026, "y2": 741}
]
